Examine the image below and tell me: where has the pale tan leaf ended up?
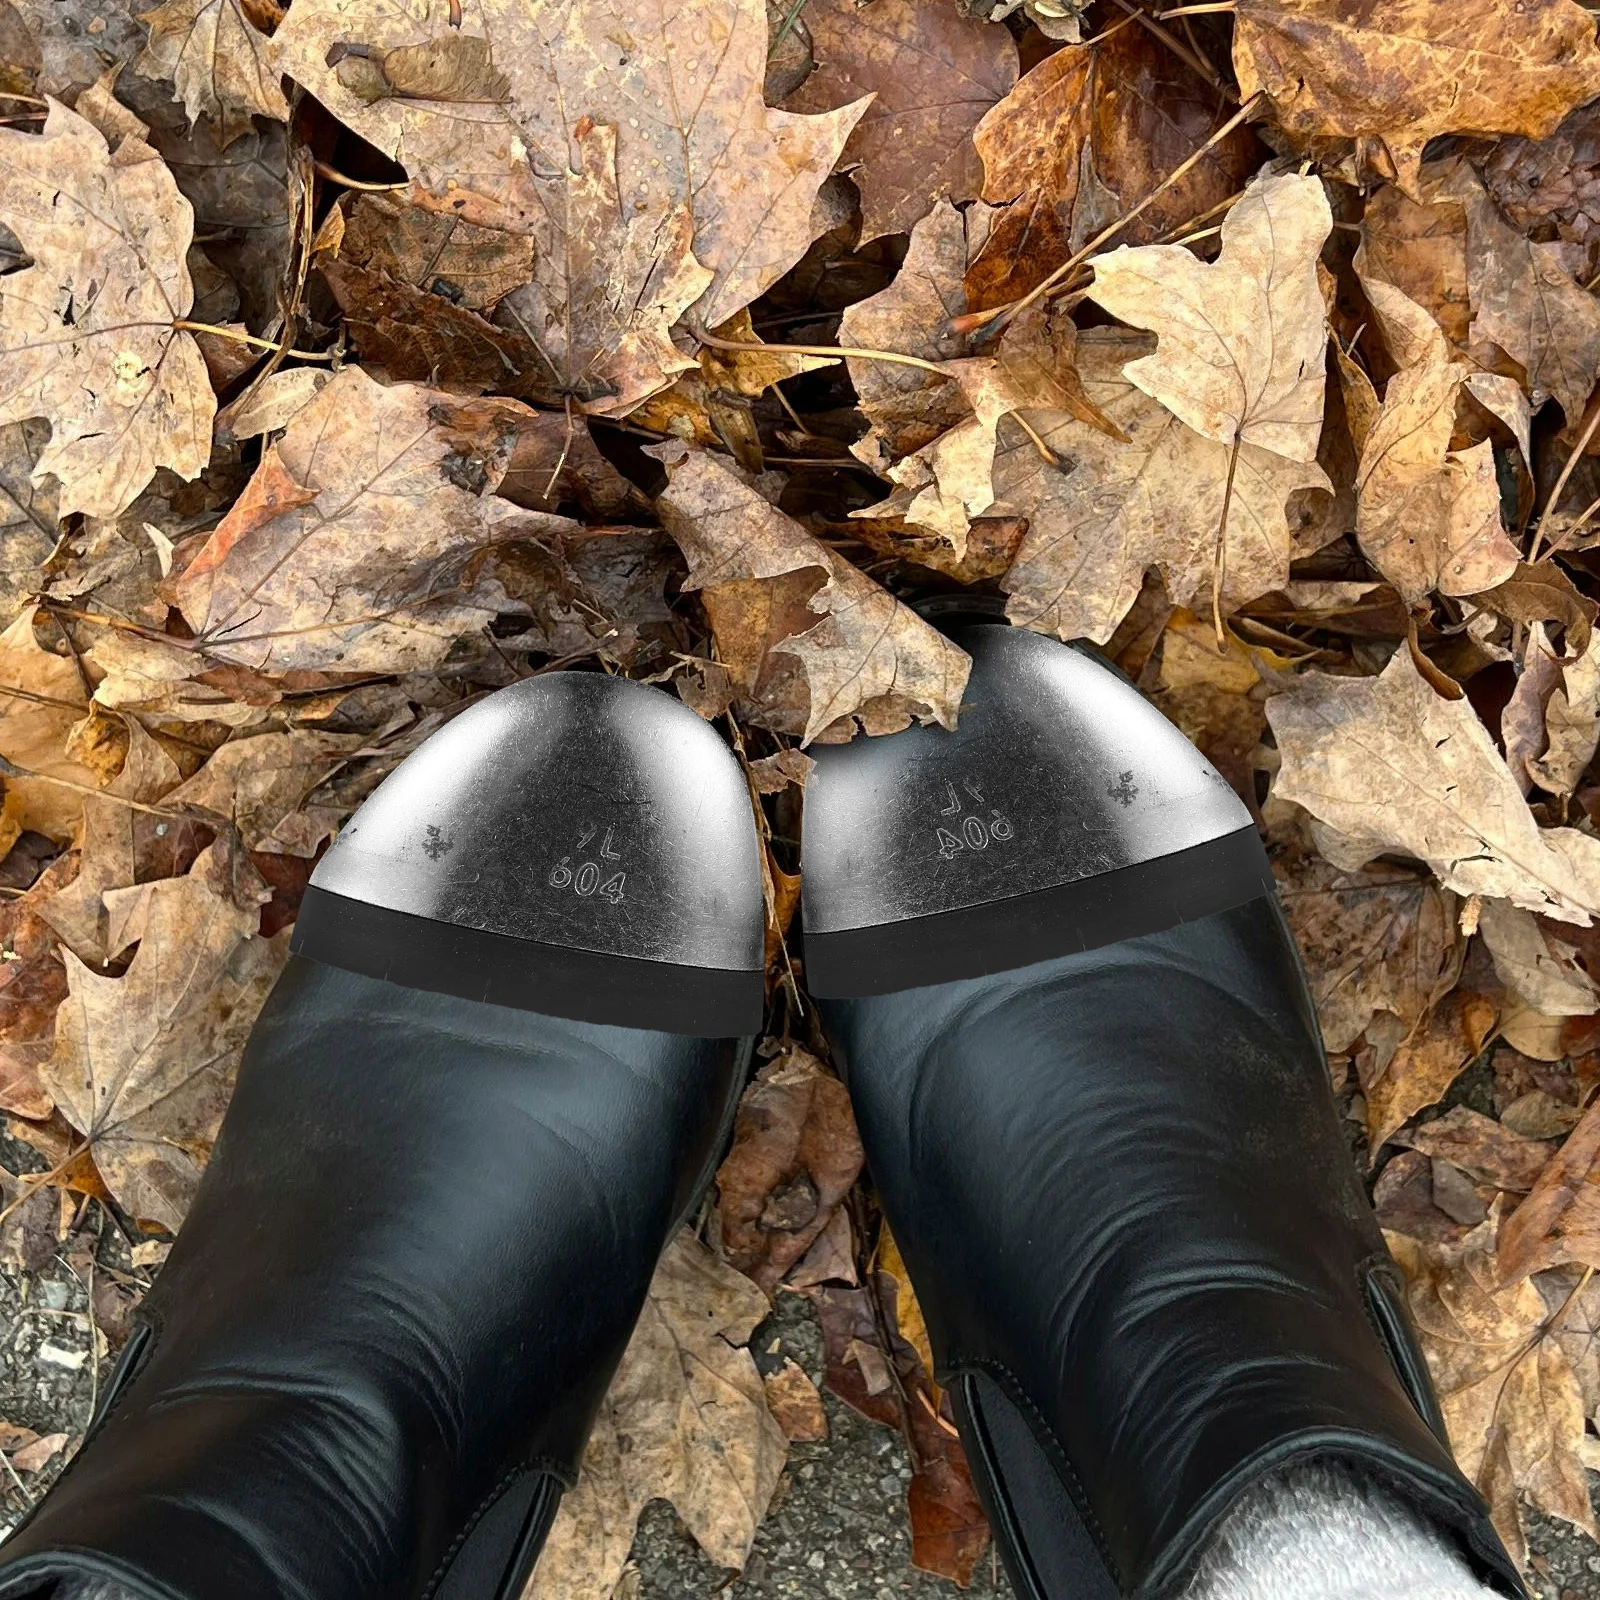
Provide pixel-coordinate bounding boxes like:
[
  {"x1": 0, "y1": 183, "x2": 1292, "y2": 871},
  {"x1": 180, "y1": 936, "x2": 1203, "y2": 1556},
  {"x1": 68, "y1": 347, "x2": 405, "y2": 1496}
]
[
  {"x1": 1479, "y1": 899, "x2": 1599, "y2": 1018},
  {"x1": 136, "y1": 0, "x2": 288, "y2": 148},
  {"x1": 274, "y1": 0, "x2": 867, "y2": 398},
  {"x1": 167, "y1": 367, "x2": 576, "y2": 675},
  {"x1": 1268, "y1": 648, "x2": 1600, "y2": 924},
  {"x1": 998, "y1": 331, "x2": 1328, "y2": 644},
  {"x1": 0, "y1": 101, "x2": 213, "y2": 518},
  {"x1": 655, "y1": 447, "x2": 970, "y2": 742},
  {"x1": 526, "y1": 1231, "x2": 786, "y2": 1600},
  {"x1": 1086, "y1": 171, "x2": 1332, "y2": 462},
  {"x1": 43, "y1": 846, "x2": 288, "y2": 1229},
  {"x1": 1392, "y1": 1207, "x2": 1596, "y2": 1563},
  {"x1": 0, "y1": 605, "x2": 99, "y2": 842}
]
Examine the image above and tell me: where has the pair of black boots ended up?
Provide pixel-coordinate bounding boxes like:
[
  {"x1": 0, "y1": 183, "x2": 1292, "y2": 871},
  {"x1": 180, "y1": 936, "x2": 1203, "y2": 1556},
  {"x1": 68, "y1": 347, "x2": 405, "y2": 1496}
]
[{"x1": 0, "y1": 623, "x2": 1521, "y2": 1600}]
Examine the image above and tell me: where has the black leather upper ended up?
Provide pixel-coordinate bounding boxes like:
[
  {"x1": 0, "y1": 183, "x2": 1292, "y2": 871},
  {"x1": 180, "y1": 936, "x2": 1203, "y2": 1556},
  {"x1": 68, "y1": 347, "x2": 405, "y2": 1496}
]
[
  {"x1": 0, "y1": 958, "x2": 747, "y2": 1600},
  {"x1": 819, "y1": 901, "x2": 1522, "y2": 1599}
]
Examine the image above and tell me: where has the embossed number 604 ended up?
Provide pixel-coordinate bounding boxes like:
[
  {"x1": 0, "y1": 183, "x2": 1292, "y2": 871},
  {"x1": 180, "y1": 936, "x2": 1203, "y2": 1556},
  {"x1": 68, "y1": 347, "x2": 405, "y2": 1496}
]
[
  {"x1": 935, "y1": 811, "x2": 1014, "y2": 860},
  {"x1": 548, "y1": 856, "x2": 626, "y2": 904}
]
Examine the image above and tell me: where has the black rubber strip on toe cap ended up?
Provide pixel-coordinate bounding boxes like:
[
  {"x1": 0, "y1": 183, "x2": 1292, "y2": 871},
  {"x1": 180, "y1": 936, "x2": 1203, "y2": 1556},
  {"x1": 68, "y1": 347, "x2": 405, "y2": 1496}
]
[
  {"x1": 290, "y1": 886, "x2": 764, "y2": 1037},
  {"x1": 802, "y1": 826, "x2": 1275, "y2": 998}
]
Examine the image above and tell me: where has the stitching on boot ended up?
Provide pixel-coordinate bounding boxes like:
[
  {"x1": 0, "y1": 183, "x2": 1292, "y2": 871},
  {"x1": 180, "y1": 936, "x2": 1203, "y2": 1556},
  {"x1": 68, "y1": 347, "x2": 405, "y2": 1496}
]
[
  {"x1": 960, "y1": 1357, "x2": 1124, "y2": 1587},
  {"x1": 420, "y1": 1458, "x2": 568, "y2": 1600}
]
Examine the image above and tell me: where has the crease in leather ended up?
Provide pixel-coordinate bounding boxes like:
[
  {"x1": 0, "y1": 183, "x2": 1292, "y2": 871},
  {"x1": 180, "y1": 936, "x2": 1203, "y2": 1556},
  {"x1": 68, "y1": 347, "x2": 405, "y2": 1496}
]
[
  {"x1": 0, "y1": 958, "x2": 749, "y2": 1600},
  {"x1": 822, "y1": 898, "x2": 1523, "y2": 1600}
]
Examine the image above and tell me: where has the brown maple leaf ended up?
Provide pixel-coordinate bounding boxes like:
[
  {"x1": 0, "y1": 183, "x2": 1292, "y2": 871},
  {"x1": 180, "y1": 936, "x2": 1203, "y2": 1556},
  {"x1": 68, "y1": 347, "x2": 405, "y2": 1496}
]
[
  {"x1": 43, "y1": 845, "x2": 287, "y2": 1229},
  {"x1": 274, "y1": 0, "x2": 866, "y2": 409},
  {"x1": 967, "y1": 21, "x2": 1261, "y2": 310},
  {"x1": 526, "y1": 1230, "x2": 787, "y2": 1600},
  {"x1": 1391, "y1": 1204, "x2": 1597, "y2": 1564},
  {"x1": 165, "y1": 367, "x2": 576, "y2": 675},
  {"x1": 1234, "y1": 0, "x2": 1600, "y2": 195},
  {"x1": 0, "y1": 100, "x2": 213, "y2": 519},
  {"x1": 135, "y1": 0, "x2": 287, "y2": 148},
  {"x1": 782, "y1": 0, "x2": 1017, "y2": 243},
  {"x1": 655, "y1": 447, "x2": 970, "y2": 742}
]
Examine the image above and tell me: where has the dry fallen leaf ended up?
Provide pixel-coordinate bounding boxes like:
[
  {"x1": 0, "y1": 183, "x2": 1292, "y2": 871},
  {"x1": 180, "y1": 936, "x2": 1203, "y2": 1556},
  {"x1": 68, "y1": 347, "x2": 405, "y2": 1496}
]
[
  {"x1": 1234, "y1": 0, "x2": 1600, "y2": 194},
  {"x1": 966, "y1": 22, "x2": 1260, "y2": 309},
  {"x1": 1087, "y1": 172, "x2": 1332, "y2": 465},
  {"x1": 0, "y1": 605, "x2": 102, "y2": 843},
  {"x1": 43, "y1": 844, "x2": 287, "y2": 1229},
  {"x1": 1501, "y1": 1095, "x2": 1600, "y2": 1280},
  {"x1": 1391, "y1": 1204, "x2": 1597, "y2": 1564},
  {"x1": 997, "y1": 330, "x2": 1328, "y2": 643},
  {"x1": 783, "y1": 0, "x2": 1017, "y2": 243},
  {"x1": 0, "y1": 100, "x2": 214, "y2": 519},
  {"x1": 526, "y1": 1230, "x2": 787, "y2": 1600},
  {"x1": 1479, "y1": 899, "x2": 1599, "y2": 1019},
  {"x1": 1340, "y1": 279, "x2": 1520, "y2": 604},
  {"x1": 166, "y1": 367, "x2": 576, "y2": 675},
  {"x1": 1358, "y1": 986, "x2": 1498, "y2": 1153},
  {"x1": 655, "y1": 447, "x2": 971, "y2": 741},
  {"x1": 1273, "y1": 849, "x2": 1460, "y2": 1055},
  {"x1": 764, "y1": 1358, "x2": 828, "y2": 1443},
  {"x1": 274, "y1": 0, "x2": 867, "y2": 406},
  {"x1": 1268, "y1": 648, "x2": 1600, "y2": 924},
  {"x1": 135, "y1": 0, "x2": 288, "y2": 148},
  {"x1": 715, "y1": 1046, "x2": 864, "y2": 1297}
]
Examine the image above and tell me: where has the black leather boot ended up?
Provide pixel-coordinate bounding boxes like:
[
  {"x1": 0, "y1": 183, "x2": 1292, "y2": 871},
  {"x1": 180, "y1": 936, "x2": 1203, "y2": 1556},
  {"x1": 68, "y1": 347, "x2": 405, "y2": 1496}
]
[
  {"x1": 0, "y1": 673, "x2": 764, "y2": 1600},
  {"x1": 801, "y1": 621, "x2": 1522, "y2": 1600}
]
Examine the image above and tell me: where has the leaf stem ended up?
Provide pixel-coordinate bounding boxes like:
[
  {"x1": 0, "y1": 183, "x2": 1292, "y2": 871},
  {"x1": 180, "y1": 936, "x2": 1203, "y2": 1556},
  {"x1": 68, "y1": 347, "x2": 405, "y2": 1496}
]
[
  {"x1": 695, "y1": 330, "x2": 931, "y2": 375},
  {"x1": 951, "y1": 91, "x2": 1265, "y2": 342},
  {"x1": 172, "y1": 320, "x2": 337, "y2": 362},
  {"x1": 1529, "y1": 400, "x2": 1600, "y2": 561},
  {"x1": 1211, "y1": 434, "x2": 1241, "y2": 647},
  {"x1": 1157, "y1": 2, "x2": 1236, "y2": 15},
  {"x1": 1106, "y1": 0, "x2": 1228, "y2": 92},
  {"x1": 312, "y1": 158, "x2": 411, "y2": 193}
]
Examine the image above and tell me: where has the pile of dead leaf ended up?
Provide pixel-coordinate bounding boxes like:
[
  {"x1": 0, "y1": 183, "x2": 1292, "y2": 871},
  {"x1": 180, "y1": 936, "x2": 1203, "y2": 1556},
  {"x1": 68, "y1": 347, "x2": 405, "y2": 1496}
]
[{"x1": 7, "y1": 0, "x2": 1600, "y2": 1588}]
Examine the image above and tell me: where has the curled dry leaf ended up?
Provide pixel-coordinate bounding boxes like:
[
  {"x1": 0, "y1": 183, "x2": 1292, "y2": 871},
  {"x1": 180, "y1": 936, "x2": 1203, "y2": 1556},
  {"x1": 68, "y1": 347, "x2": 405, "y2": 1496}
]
[
  {"x1": 135, "y1": 0, "x2": 288, "y2": 148},
  {"x1": 966, "y1": 22, "x2": 1260, "y2": 309},
  {"x1": 782, "y1": 0, "x2": 1017, "y2": 243},
  {"x1": 654, "y1": 447, "x2": 971, "y2": 742},
  {"x1": 166, "y1": 366, "x2": 577, "y2": 676},
  {"x1": 1358, "y1": 986, "x2": 1498, "y2": 1154},
  {"x1": 274, "y1": 0, "x2": 866, "y2": 408},
  {"x1": 526, "y1": 1230, "x2": 786, "y2": 1600},
  {"x1": 1479, "y1": 899, "x2": 1599, "y2": 1019},
  {"x1": 1341, "y1": 280, "x2": 1519, "y2": 605},
  {"x1": 1501, "y1": 1093, "x2": 1600, "y2": 1281},
  {"x1": 1268, "y1": 648, "x2": 1600, "y2": 925},
  {"x1": 715, "y1": 1045, "x2": 865, "y2": 1296},
  {"x1": 0, "y1": 852, "x2": 72, "y2": 1120},
  {"x1": 43, "y1": 845, "x2": 288, "y2": 1229},
  {"x1": 1391, "y1": 1205, "x2": 1596, "y2": 1564},
  {"x1": 0, "y1": 101, "x2": 213, "y2": 520},
  {"x1": 1233, "y1": 0, "x2": 1600, "y2": 194}
]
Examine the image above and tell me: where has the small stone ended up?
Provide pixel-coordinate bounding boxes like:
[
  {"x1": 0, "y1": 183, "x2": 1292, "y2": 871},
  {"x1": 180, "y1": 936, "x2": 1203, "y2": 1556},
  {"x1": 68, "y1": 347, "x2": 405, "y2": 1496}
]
[{"x1": 35, "y1": 1342, "x2": 85, "y2": 1371}]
